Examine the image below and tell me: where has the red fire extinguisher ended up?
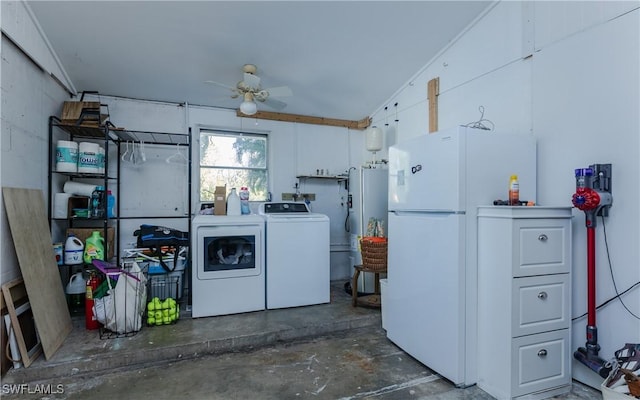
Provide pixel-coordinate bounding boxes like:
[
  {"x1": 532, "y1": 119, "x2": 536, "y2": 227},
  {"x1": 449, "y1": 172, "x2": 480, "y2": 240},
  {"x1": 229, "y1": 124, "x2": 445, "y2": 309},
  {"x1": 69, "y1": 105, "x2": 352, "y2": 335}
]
[{"x1": 85, "y1": 272, "x2": 101, "y2": 330}]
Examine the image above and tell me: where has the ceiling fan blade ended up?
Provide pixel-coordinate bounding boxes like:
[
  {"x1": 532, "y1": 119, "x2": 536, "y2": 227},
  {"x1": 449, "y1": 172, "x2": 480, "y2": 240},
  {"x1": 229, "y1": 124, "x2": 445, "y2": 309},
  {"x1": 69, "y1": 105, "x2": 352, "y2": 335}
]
[
  {"x1": 204, "y1": 80, "x2": 236, "y2": 91},
  {"x1": 264, "y1": 86, "x2": 293, "y2": 98},
  {"x1": 243, "y1": 73, "x2": 261, "y2": 90},
  {"x1": 261, "y1": 97, "x2": 288, "y2": 111}
]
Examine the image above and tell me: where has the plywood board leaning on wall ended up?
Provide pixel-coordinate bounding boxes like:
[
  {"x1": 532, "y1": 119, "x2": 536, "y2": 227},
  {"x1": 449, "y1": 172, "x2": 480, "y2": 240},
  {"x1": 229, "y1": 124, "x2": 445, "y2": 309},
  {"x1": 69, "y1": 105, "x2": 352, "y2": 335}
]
[{"x1": 2, "y1": 187, "x2": 72, "y2": 361}]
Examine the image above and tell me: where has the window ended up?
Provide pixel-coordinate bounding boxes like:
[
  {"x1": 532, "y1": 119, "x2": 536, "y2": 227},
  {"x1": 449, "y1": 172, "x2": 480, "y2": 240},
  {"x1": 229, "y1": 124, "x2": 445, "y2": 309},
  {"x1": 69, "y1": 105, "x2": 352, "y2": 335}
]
[{"x1": 199, "y1": 130, "x2": 268, "y2": 202}]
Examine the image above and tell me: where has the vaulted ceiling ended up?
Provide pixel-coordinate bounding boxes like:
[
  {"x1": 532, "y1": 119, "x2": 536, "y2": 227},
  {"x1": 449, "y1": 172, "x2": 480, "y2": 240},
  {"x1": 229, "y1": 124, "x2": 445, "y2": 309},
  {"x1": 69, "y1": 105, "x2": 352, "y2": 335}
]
[{"x1": 27, "y1": 1, "x2": 491, "y2": 122}]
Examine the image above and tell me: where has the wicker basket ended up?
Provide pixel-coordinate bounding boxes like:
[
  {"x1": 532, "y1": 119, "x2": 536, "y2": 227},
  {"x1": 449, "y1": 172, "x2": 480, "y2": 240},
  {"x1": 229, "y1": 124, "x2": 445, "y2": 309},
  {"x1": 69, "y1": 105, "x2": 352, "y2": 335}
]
[
  {"x1": 623, "y1": 369, "x2": 640, "y2": 397},
  {"x1": 602, "y1": 368, "x2": 640, "y2": 400},
  {"x1": 359, "y1": 237, "x2": 388, "y2": 272}
]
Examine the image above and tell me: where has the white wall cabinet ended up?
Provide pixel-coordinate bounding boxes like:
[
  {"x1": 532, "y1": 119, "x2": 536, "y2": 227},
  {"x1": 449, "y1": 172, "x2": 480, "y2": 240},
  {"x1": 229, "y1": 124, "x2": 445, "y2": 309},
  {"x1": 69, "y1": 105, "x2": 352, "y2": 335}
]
[{"x1": 477, "y1": 206, "x2": 572, "y2": 400}]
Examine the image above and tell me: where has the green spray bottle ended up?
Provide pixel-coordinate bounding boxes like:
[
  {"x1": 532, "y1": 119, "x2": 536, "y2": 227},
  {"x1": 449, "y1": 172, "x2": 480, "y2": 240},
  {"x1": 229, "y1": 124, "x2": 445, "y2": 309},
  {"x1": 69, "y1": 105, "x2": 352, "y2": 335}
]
[{"x1": 83, "y1": 231, "x2": 105, "y2": 264}]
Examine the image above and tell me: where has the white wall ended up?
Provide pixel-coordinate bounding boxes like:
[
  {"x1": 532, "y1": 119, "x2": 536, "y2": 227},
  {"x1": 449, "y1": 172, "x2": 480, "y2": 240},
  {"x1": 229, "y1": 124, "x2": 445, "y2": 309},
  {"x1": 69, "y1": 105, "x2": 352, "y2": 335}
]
[
  {"x1": 61, "y1": 96, "x2": 364, "y2": 281},
  {"x1": 0, "y1": 34, "x2": 70, "y2": 285},
  {"x1": 370, "y1": 1, "x2": 639, "y2": 387}
]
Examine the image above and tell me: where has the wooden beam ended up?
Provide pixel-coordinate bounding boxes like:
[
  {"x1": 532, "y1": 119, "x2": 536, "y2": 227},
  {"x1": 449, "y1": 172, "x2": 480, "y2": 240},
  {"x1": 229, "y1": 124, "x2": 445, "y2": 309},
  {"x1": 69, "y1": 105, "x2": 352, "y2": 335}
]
[
  {"x1": 236, "y1": 110, "x2": 371, "y2": 130},
  {"x1": 428, "y1": 77, "x2": 440, "y2": 133}
]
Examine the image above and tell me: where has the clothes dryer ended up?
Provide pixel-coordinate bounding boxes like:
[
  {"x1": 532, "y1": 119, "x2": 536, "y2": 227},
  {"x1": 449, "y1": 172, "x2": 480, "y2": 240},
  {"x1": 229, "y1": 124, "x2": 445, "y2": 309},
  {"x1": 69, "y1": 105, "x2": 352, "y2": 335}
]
[{"x1": 191, "y1": 214, "x2": 265, "y2": 318}]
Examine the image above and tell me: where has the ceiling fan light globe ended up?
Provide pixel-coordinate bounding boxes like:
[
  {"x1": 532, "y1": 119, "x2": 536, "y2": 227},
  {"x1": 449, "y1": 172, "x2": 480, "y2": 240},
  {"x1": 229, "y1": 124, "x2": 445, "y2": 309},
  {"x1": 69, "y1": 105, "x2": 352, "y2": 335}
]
[{"x1": 240, "y1": 100, "x2": 258, "y2": 115}]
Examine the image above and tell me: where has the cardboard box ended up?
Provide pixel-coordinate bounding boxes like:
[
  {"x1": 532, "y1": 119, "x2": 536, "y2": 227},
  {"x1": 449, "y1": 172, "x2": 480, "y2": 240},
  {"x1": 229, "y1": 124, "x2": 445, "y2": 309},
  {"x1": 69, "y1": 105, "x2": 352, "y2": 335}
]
[
  {"x1": 213, "y1": 186, "x2": 227, "y2": 215},
  {"x1": 66, "y1": 227, "x2": 115, "y2": 260},
  {"x1": 67, "y1": 196, "x2": 90, "y2": 219}
]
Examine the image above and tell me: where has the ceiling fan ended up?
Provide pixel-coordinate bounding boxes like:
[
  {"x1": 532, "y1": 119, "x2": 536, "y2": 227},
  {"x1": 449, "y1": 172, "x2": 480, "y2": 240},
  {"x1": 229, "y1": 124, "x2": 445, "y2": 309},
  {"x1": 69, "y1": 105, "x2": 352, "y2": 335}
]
[{"x1": 205, "y1": 64, "x2": 293, "y2": 115}]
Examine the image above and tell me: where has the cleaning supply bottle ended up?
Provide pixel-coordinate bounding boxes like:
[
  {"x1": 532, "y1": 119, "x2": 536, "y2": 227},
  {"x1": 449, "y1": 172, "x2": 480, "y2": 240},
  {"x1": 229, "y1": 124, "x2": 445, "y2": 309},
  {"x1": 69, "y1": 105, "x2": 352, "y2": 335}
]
[
  {"x1": 226, "y1": 188, "x2": 241, "y2": 216},
  {"x1": 83, "y1": 231, "x2": 105, "y2": 264},
  {"x1": 508, "y1": 175, "x2": 520, "y2": 205},
  {"x1": 239, "y1": 187, "x2": 250, "y2": 214},
  {"x1": 64, "y1": 234, "x2": 84, "y2": 265},
  {"x1": 66, "y1": 272, "x2": 86, "y2": 315},
  {"x1": 91, "y1": 186, "x2": 106, "y2": 218},
  {"x1": 106, "y1": 190, "x2": 115, "y2": 218}
]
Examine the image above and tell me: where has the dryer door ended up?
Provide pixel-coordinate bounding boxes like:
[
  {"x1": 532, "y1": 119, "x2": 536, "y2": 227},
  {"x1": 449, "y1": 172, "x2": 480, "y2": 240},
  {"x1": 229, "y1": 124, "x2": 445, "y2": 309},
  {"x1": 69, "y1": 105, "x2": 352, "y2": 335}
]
[{"x1": 195, "y1": 224, "x2": 263, "y2": 280}]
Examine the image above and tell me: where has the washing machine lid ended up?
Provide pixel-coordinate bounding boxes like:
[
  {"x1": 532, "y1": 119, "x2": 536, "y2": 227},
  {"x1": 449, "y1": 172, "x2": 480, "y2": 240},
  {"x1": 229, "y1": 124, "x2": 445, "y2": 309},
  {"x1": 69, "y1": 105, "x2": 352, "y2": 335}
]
[{"x1": 259, "y1": 202, "x2": 309, "y2": 214}]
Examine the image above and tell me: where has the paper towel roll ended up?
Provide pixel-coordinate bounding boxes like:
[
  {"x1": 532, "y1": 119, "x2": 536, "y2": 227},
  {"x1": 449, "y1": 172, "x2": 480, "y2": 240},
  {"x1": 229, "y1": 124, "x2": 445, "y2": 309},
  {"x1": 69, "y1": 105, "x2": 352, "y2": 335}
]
[
  {"x1": 53, "y1": 193, "x2": 72, "y2": 218},
  {"x1": 63, "y1": 181, "x2": 97, "y2": 197},
  {"x1": 56, "y1": 140, "x2": 78, "y2": 173},
  {"x1": 78, "y1": 142, "x2": 100, "y2": 174}
]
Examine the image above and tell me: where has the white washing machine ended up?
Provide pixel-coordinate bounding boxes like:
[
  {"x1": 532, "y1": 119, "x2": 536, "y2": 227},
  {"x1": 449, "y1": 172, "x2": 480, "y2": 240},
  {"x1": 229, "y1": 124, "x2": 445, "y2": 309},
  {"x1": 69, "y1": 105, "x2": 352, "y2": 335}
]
[
  {"x1": 259, "y1": 202, "x2": 330, "y2": 309},
  {"x1": 191, "y1": 214, "x2": 265, "y2": 318}
]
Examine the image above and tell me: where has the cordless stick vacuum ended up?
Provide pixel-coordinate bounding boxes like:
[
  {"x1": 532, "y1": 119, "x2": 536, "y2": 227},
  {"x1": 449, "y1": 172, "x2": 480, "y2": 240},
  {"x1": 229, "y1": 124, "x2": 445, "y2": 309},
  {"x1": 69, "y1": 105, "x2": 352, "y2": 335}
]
[{"x1": 571, "y1": 164, "x2": 613, "y2": 378}]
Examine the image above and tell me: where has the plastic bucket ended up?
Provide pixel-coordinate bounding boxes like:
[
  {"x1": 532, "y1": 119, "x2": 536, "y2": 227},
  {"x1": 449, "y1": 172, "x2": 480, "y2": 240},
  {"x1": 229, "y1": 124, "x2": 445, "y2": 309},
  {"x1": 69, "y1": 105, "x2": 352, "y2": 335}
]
[
  {"x1": 56, "y1": 140, "x2": 78, "y2": 172},
  {"x1": 78, "y1": 142, "x2": 100, "y2": 173}
]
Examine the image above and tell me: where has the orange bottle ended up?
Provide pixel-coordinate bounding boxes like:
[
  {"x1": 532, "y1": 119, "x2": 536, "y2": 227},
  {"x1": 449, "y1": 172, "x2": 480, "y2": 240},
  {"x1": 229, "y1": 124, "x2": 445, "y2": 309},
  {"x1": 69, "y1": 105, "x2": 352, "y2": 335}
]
[{"x1": 509, "y1": 175, "x2": 520, "y2": 205}]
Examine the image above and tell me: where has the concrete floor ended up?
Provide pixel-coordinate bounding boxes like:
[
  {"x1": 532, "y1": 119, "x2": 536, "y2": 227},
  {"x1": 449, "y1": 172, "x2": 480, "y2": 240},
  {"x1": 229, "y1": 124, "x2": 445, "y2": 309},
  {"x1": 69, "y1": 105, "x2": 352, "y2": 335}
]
[{"x1": 2, "y1": 282, "x2": 603, "y2": 400}]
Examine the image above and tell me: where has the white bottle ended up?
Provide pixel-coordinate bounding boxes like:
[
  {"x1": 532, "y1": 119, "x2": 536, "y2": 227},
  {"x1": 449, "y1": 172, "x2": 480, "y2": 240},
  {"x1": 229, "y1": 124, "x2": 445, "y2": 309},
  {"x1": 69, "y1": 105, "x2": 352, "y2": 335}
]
[
  {"x1": 64, "y1": 234, "x2": 84, "y2": 265},
  {"x1": 226, "y1": 188, "x2": 241, "y2": 216}
]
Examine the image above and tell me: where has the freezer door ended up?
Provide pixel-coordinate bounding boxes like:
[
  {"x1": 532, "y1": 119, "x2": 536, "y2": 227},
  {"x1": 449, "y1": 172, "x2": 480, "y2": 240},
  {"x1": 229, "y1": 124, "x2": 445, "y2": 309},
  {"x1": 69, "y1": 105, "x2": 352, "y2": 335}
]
[
  {"x1": 388, "y1": 128, "x2": 464, "y2": 212},
  {"x1": 385, "y1": 211, "x2": 469, "y2": 386}
]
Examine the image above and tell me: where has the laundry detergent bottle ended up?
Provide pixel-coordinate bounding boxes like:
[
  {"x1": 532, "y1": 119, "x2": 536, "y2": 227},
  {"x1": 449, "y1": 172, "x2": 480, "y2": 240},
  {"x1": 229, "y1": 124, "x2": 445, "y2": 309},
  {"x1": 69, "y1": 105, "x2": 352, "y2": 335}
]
[
  {"x1": 227, "y1": 188, "x2": 241, "y2": 216},
  {"x1": 64, "y1": 234, "x2": 84, "y2": 265},
  {"x1": 83, "y1": 231, "x2": 105, "y2": 264}
]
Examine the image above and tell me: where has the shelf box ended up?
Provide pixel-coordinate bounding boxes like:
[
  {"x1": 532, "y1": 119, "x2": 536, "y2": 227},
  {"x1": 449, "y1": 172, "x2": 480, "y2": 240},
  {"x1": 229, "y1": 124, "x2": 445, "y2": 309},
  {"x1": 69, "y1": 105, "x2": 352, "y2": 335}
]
[{"x1": 67, "y1": 196, "x2": 89, "y2": 218}]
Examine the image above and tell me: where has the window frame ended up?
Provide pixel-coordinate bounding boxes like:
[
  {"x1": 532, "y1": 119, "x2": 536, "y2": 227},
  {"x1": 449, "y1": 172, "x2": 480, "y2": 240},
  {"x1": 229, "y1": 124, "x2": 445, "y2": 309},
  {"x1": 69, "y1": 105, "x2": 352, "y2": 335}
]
[{"x1": 197, "y1": 128, "x2": 269, "y2": 203}]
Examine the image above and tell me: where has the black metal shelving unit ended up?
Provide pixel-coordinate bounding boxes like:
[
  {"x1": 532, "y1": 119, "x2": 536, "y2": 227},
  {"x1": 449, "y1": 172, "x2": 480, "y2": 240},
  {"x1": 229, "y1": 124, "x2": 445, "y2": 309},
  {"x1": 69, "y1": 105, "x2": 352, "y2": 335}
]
[
  {"x1": 48, "y1": 115, "x2": 116, "y2": 265},
  {"x1": 48, "y1": 116, "x2": 192, "y2": 286},
  {"x1": 113, "y1": 128, "x2": 192, "y2": 309}
]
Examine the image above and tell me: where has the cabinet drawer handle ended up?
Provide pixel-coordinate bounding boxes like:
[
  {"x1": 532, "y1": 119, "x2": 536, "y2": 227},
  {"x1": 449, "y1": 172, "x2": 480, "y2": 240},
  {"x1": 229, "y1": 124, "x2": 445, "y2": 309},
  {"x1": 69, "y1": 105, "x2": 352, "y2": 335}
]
[
  {"x1": 538, "y1": 291, "x2": 548, "y2": 300},
  {"x1": 538, "y1": 234, "x2": 548, "y2": 241},
  {"x1": 538, "y1": 349, "x2": 548, "y2": 357}
]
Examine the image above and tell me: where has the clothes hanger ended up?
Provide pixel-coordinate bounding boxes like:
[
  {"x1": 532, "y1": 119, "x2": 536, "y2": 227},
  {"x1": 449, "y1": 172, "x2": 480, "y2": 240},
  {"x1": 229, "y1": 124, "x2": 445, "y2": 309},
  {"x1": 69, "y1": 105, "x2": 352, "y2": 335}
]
[{"x1": 166, "y1": 143, "x2": 188, "y2": 164}]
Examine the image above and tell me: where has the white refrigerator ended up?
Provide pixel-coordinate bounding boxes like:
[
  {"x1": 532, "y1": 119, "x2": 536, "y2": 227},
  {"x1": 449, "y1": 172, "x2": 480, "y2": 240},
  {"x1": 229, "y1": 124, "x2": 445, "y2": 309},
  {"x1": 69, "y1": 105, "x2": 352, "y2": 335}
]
[
  {"x1": 385, "y1": 126, "x2": 536, "y2": 387},
  {"x1": 349, "y1": 167, "x2": 388, "y2": 293}
]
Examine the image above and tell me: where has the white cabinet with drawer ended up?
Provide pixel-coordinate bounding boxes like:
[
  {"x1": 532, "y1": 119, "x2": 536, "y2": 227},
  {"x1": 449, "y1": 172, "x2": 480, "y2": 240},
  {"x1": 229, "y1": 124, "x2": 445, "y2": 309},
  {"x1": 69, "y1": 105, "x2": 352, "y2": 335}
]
[{"x1": 477, "y1": 206, "x2": 573, "y2": 400}]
